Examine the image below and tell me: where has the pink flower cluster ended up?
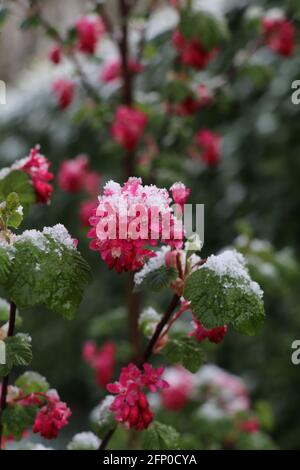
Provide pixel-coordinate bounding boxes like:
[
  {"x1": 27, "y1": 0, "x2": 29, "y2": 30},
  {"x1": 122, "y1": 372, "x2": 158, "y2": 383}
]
[
  {"x1": 172, "y1": 30, "x2": 218, "y2": 70},
  {"x1": 262, "y1": 17, "x2": 295, "y2": 57},
  {"x1": 33, "y1": 390, "x2": 71, "y2": 439},
  {"x1": 161, "y1": 366, "x2": 195, "y2": 411},
  {"x1": 101, "y1": 60, "x2": 144, "y2": 83},
  {"x1": 58, "y1": 154, "x2": 101, "y2": 195},
  {"x1": 12, "y1": 145, "x2": 53, "y2": 204},
  {"x1": 168, "y1": 84, "x2": 213, "y2": 116},
  {"x1": 49, "y1": 45, "x2": 61, "y2": 64},
  {"x1": 194, "y1": 129, "x2": 221, "y2": 166},
  {"x1": 107, "y1": 363, "x2": 168, "y2": 431},
  {"x1": 189, "y1": 318, "x2": 228, "y2": 344},
  {"x1": 170, "y1": 182, "x2": 191, "y2": 208},
  {"x1": 52, "y1": 79, "x2": 75, "y2": 110},
  {"x1": 111, "y1": 106, "x2": 148, "y2": 152},
  {"x1": 75, "y1": 16, "x2": 106, "y2": 55},
  {"x1": 88, "y1": 177, "x2": 187, "y2": 273},
  {"x1": 1, "y1": 385, "x2": 71, "y2": 443},
  {"x1": 83, "y1": 340, "x2": 116, "y2": 388},
  {"x1": 57, "y1": 154, "x2": 101, "y2": 226}
]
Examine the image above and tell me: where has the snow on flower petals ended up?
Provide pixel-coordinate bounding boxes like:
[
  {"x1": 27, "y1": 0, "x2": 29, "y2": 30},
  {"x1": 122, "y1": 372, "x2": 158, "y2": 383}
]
[
  {"x1": 88, "y1": 178, "x2": 185, "y2": 273},
  {"x1": 33, "y1": 390, "x2": 71, "y2": 439},
  {"x1": 0, "y1": 146, "x2": 54, "y2": 204},
  {"x1": 107, "y1": 363, "x2": 168, "y2": 431}
]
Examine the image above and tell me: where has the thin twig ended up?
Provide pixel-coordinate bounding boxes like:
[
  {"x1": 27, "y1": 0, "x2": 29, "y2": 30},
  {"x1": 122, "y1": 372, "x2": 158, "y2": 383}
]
[
  {"x1": 140, "y1": 294, "x2": 180, "y2": 365},
  {"x1": 13, "y1": 0, "x2": 102, "y2": 103}
]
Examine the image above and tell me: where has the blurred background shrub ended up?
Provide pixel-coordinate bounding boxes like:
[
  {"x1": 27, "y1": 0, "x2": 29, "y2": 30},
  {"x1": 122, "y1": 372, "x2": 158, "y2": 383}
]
[{"x1": 1, "y1": 0, "x2": 300, "y2": 449}]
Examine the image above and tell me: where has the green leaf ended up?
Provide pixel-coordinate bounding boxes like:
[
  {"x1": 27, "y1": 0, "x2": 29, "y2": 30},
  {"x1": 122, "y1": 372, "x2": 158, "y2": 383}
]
[
  {"x1": 0, "y1": 248, "x2": 11, "y2": 284},
  {"x1": 19, "y1": 15, "x2": 40, "y2": 31},
  {"x1": 183, "y1": 252, "x2": 265, "y2": 336},
  {"x1": 0, "y1": 298, "x2": 10, "y2": 320},
  {"x1": 2, "y1": 405, "x2": 37, "y2": 440},
  {"x1": 0, "y1": 334, "x2": 32, "y2": 377},
  {"x1": 162, "y1": 81, "x2": 191, "y2": 104},
  {"x1": 143, "y1": 421, "x2": 180, "y2": 450},
  {"x1": 179, "y1": 9, "x2": 229, "y2": 50},
  {"x1": 0, "y1": 192, "x2": 24, "y2": 229},
  {"x1": 15, "y1": 371, "x2": 49, "y2": 395},
  {"x1": 4, "y1": 228, "x2": 91, "y2": 319},
  {"x1": 164, "y1": 336, "x2": 205, "y2": 373},
  {"x1": 6, "y1": 193, "x2": 23, "y2": 228},
  {"x1": 0, "y1": 170, "x2": 35, "y2": 215},
  {"x1": 134, "y1": 266, "x2": 178, "y2": 293}
]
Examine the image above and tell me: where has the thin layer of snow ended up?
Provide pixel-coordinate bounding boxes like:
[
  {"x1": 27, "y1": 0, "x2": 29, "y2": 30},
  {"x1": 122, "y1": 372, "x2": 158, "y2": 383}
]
[
  {"x1": 134, "y1": 246, "x2": 171, "y2": 286},
  {"x1": 16, "y1": 224, "x2": 76, "y2": 251},
  {"x1": 43, "y1": 224, "x2": 75, "y2": 250},
  {"x1": 201, "y1": 250, "x2": 263, "y2": 299},
  {"x1": 30, "y1": 444, "x2": 54, "y2": 450},
  {"x1": 139, "y1": 307, "x2": 161, "y2": 326},
  {"x1": 90, "y1": 395, "x2": 115, "y2": 427},
  {"x1": 17, "y1": 230, "x2": 46, "y2": 250},
  {"x1": 67, "y1": 432, "x2": 100, "y2": 451}
]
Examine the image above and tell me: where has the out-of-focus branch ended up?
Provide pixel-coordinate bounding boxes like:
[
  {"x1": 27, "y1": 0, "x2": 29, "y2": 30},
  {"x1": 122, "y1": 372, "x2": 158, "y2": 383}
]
[{"x1": 12, "y1": 0, "x2": 102, "y2": 103}]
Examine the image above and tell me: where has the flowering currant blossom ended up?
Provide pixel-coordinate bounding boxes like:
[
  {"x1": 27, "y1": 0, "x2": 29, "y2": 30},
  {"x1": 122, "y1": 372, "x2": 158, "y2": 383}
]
[
  {"x1": 239, "y1": 418, "x2": 260, "y2": 434},
  {"x1": 195, "y1": 129, "x2": 221, "y2": 166},
  {"x1": 79, "y1": 200, "x2": 98, "y2": 227},
  {"x1": 101, "y1": 60, "x2": 144, "y2": 82},
  {"x1": 197, "y1": 365, "x2": 250, "y2": 414},
  {"x1": 172, "y1": 30, "x2": 218, "y2": 70},
  {"x1": 75, "y1": 16, "x2": 106, "y2": 54},
  {"x1": 111, "y1": 106, "x2": 148, "y2": 152},
  {"x1": 170, "y1": 84, "x2": 214, "y2": 116},
  {"x1": 161, "y1": 366, "x2": 195, "y2": 411},
  {"x1": 82, "y1": 340, "x2": 116, "y2": 387},
  {"x1": 107, "y1": 363, "x2": 168, "y2": 431},
  {"x1": 33, "y1": 390, "x2": 71, "y2": 439},
  {"x1": 3, "y1": 145, "x2": 54, "y2": 204},
  {"x1": 170, "y1": 182, "x2": 191, "y2": 208},
  {"x1": 88, "y1": 177, "x2": 185, "y2": 273},
  {"x1": 83, "y1": 171, "x2": 102, "y2": 196},
  {"x1": 48, "y1": 45, "x2": 62, "y2": 64},
  {"x1": 52, "y1": 79, "x2": 75, "y2": 110},
  {"x1": 262, "y1": 17, "x2": 295, "y2": 57},
  {"x1": 189, "y1": 318, "x2": 228, "y2": 344},
  {"x1": 58, "y1": 154, "x2": 101, "y2": 195},
  {"x1": 58, "y1": 154, "x2": 89, "y2": 193}
]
